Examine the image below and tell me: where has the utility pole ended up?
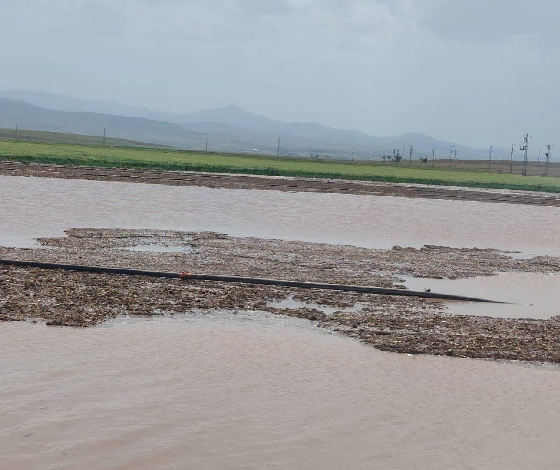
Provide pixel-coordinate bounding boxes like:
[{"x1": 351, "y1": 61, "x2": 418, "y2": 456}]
[
  {"x1": 205, "y1": 137, "x2": 208, "y2": 152},
  {"x1": 102, "y1": 128, "x2": 106, "y2": 146},
  {"x1": 520, "y1": 134, "x2": 529, "y2": 176},
  {"x1": 449, "y1": 146, "x2": 455, "y2": 167},
  {"x1": 432, "y1": 149, "x2": 435, "y2": 168},
  {"x1": 488, "y1": 146, "x2": 493, "y2": 170},
  {"x1": 15, "y1": 123, "x2": 18, "y2": 141},
  {"x1": 351, "y1": 147, "x2": 355, "y2": 162},
  {"x1": 545, "y1": 144, "x2": 553, "y2": 176},
  {"x1": 277, "y1": 137, "x2": 281, "y2": 156},
  {"x1": 409, "y1": 146, "x2": 413, "y2": 166},
  {"x1": 510, "y1": 143, "x2": 515, "y2": 174}
]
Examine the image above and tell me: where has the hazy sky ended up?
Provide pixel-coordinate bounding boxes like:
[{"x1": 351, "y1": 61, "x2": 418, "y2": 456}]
[{"x1": 1, "y1": 0, "x2": 559, "y2": 149}]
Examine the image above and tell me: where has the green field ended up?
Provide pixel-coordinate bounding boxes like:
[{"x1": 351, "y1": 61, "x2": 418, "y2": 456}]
[{"x1": 1, "y1": 139, "x2": 560, "y2": 193}]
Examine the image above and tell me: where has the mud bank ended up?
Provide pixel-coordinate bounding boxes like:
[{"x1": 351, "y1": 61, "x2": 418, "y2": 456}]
[
  {"x1": 1, "y1": 229, "x2": 560, "y2": 363},
  {"x1": 1, "y1": 160, "x2": 559, "y2": 206}
]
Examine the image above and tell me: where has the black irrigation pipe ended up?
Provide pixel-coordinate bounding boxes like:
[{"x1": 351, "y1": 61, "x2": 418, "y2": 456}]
[{"x1": 0, "y1": 259, "x2": 505, "y2": 304}]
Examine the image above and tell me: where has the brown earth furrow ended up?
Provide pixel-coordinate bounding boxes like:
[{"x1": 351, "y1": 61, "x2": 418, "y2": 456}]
[{"x1": 1, "y1": 160, "x2": 560, "y2": 206}]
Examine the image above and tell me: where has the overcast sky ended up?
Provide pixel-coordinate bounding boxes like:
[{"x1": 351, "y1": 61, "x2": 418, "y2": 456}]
[{"x1": 1, "y1": 0, "x2": 559, "y2": 149}]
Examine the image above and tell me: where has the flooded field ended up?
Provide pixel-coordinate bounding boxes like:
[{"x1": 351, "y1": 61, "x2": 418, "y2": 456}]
[
  {"x1": 1, "y1": 175, "x2": 560, "y2": 255},
  {"x1": 2, "y1": 174, "x2": 560, "y2": 468},
  {"x1": 405, "y1": 272, "x2": 560, "y2": 319},
  {"x1": 2, "y1": 318, "x2": 560, "y2": 470}
]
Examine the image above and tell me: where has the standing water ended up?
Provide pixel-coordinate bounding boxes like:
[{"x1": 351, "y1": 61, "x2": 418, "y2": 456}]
[
  {"x1": 2, "y1": 317, "x2": 560, "y2": 470},
  {"x1": 1, "y1": 175, "x2": 560, "y2": 255},
  {"x1": 1, "y1": 175, "x2": 560, "y2": 469}
]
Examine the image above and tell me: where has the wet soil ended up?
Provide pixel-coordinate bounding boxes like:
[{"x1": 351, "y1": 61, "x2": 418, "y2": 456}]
[
  {"x1": 2, "y1": 229, "x2": 560, "y2": 363},
  {"x1": 1, "y1": 160, "x2": 560, "y2": 206}
]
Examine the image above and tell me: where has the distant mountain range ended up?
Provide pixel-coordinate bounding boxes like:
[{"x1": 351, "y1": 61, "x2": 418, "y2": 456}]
[{"x1": 0, "y1": 90, "x2": 507, "y2": 159}]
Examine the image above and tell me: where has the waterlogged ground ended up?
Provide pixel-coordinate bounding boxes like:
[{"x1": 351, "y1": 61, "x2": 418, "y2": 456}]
[
  {"x1": 2, "y1": 318, "x2": 560, "y2": 470},
  {"x1": 2, "y1": 229, "x2": 560, "y2": 362},
  {"x1": 2, "y1": 174, "x2": 560, "y2": 469},
  {"x1": 2, "y1": 160, "x2": 560, "y2": 204},
  {"x1": 2, "y1": 175, "x2": 560, "y2": 255}
]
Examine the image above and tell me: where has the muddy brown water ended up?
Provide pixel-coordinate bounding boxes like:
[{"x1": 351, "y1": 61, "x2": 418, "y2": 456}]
[
  {"x1": 1, "y1": 175, "x2": 560, "y2": 255},
  {"x1": 404, "y1": 272, "x2": 560, "y2": 319},
  {"x1": 2, "y1": 174, "x2": 559, "y2": 316},
  {"x1": 2, "y1": 316, "x2": 560, "y2": 470},
  {"x1": 2, "y1": 175, "x2": 560, "y2": 468}
]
